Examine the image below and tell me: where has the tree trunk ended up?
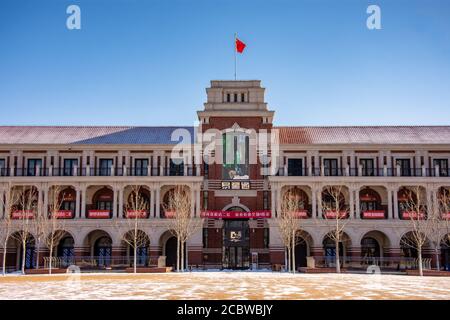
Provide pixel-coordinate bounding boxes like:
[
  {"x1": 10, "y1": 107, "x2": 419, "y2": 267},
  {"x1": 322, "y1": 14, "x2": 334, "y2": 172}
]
[
  {"x1": 35, "y1": 241, "x2": 40, "y2": 269},
  {"x1": 176, "y1": 237, "x2": 180, "y2": 272},
  {"x1": 287, "y1": 247, "x2": 291, "y2": 272},
  {"x1": 435, "y1": 246, "x2": 440, "y2": 271},
  {"x1": 2, "y1": 241, "x2": 7, "y2": 276},
  {"x1": 291, "y1": 230, "x2": 296, "y2": 274},
  {"x1": 48, "y1": 244, "x2": 53, "y2": 275},
  {"x1": 21, "y1": 240, "x2": 26, "y2": 274},
  {"x1": 181, "y1": 241, "x2": 185, "y2": 272},
  {"x1": 185, "y1": 242, "x2": 188, "y2": 272},
  {"x1": 284, "y1": 247, "x2": 288, "y2": 272},
  {"x1": 418, "y1": 247, "x2": 423, "y2": 276},
  {"x1": 335, "y1": 239, "x2": 341, "y2": 274},
  {"x1": 134, "y1": 245, "x2": 137, "y2": 274}
]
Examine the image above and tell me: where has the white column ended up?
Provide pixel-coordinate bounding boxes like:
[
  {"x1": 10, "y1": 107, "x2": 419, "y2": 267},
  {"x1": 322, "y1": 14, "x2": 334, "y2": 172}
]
[
  {"x1": 354, "y1": 187, "x2": 361, "y2": 219},
  {"x1": 349, "y1": 188, "x2": 355, "y2": 219},
  {"x1": 75, "y1": 187, "x2": 81, "y2": 219},
  {"x1": 271, "y1": 185, "x2": 277, "y2": 218},
  {"x1": 393, "y1": 187, "x2": 398, "y2": 219},
  {"x1": 81, "y1": 185, "x2": 87, "y2": 218},
  {"x1": 43, "y1": 185, "x2": 49, "y2": 217},
  {"x1": 387, "y1": 188, "x2": 393, "y2": 220},
  {"x1": 118, "y1": 186, "x2": 124, "y2": 219},
  {"x1": 190, "y1": 187, "x2": 195, "y2": 216},
  {"x1": 160, "y1": 153, "x2": 165, "y2": 176},
  {"x1": 112, "y1": 187, "x2": 118, "y2": 218},
  {"x1": 0, "y1": 189, "x2": 4, "y2": 218},
  {"x1": 276, "y1": 186, "x2": 281, "y2": 217},
  {"x1": 317, "y1": 188, "x2": 323, "y2": 219},
  {"x1": 195, "y1": 188, "x2": 201, "y2": 217},
  {"x1": 311, "y1": 187, "x2": 317, "y2": 219},
  {"x1": 155, "y1": 185, "x2": 161, "y2": 218},
  {"x1": 149, "y1": 185, "x2": 155, "y2": 218}
]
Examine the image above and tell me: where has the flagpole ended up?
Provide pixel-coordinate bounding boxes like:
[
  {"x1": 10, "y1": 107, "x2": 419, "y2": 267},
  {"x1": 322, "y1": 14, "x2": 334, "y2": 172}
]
[{"x1": 234, "y1": 33, "x2": 237, "y2": 80}]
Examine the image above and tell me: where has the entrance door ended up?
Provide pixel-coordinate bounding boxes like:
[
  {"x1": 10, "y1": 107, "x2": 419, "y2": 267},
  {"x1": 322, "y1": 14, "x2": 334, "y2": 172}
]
[
  {"x1": 294, "y1": 241, "x2": 308, "y2": 268},
  {"x1": 223, "y1": 219, "x2": 250, "y2": 269},
  {"x1": 94, "y1": 236, "x2": 112, "y2": 267}
]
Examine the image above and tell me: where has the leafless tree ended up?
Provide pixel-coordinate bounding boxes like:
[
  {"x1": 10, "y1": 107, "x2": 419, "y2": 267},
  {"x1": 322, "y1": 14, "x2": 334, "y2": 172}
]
[
  {"x1": 438, "y1": 188, "x2": 450, "y2": 265},
  {"x1": 12, "y1": 186, "x2": 38, "y2": 274},
  {"x1": 0, "y1": 184, "x2": 19, "y2": 275},
  {"x1": 277, "y1": 188, "x2": 305, "y2": 273},
  {"x1": 164, "y1": 185, "x2": 203, "y2": 272},
  {"x1": 43, "y1": 186, "x2": 66, "y2": 274},
  {"x1": 115, "y1": 185, "x2": 150, "y2": 273},
  {"x1": 426, "y1": 188, "x2": 448, "y2": 271},
  {"x1": 321, "y1": 185, "x2": 350, "y2": 273},
  {"x1": 399, "y1": 186, "x2": 432, "y2": 276}
]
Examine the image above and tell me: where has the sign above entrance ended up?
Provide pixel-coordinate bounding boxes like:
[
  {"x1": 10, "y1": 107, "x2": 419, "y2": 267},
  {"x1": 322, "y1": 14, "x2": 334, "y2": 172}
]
[
  {"x1": 201, "y1": 210, "x2": 271, "y2": 219},
  {"x1": 221, "y1": 181, "x2": 250, "y2": 190}
]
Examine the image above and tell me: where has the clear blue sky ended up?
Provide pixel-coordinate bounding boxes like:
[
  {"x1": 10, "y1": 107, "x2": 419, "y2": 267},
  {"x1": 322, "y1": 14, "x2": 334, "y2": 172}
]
[{"x1": 1, "y1": 0, "x2": 449, "y2": 126}]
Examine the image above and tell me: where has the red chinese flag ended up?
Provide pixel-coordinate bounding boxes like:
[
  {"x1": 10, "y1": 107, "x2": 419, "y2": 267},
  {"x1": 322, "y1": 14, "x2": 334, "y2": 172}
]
[{"x1": 235, "y1": 38, "x2": 246, "y2": 53}]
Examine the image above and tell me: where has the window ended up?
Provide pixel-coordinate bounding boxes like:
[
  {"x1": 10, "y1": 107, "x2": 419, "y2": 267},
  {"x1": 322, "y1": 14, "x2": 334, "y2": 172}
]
[
  {"x1": 288, "y1": 158, "x2": 303, "y2": 176},
  {"x1": 97, "y1": 201, "x2": 112, "y2": 211},
  {"x1": 396, "y1": 159, "x2": 411, "y2": 176},
  {"x1": 234, "y1": 93, "x2": 238, "y2": 102},
  {"x1": 222, "y1": 132, "x2": 249, "y2": 180},
  {"x1": 169, "y1": 159, "x2": 184, "y2": 176},
  {"x1": 323, "y1": 158, "x2": 338, "y2": 176},
  {"x1": 61, "y1": 200, "x2": 75, "y2": 212},
  {"x1": 0, "y1": 159, "x2": 5, "y2": 176},
  {"x1": 63, "y1": 159, "x2": 78, "y2": 176},
  {"x1": 361, "y1": 201, "x2": 377, "y2": 211},
  {"x1": 360, "y1": 158, "x2": 375, "y2": 176},
  {"x1": 99, "y1": 159, "x2": 113, "y2": 176},
  {"x1": 203, "y1": 162, "x2": 209, "y2": 178},
  {"x1": 134, "y1": 158, "x2": 149, "y2": 176},
  {"x1": 241, "y1": 93, "x2": 245, "y2": 102},
  {"x1": 226, "y1": 93, "x2": 231, "y2": 102},
  {"x1": 27, "y1": 159, "x2": 42, "y2": 176},
  {"x1": 433, "y1": 159, "x2": 449, "y2": 177}
]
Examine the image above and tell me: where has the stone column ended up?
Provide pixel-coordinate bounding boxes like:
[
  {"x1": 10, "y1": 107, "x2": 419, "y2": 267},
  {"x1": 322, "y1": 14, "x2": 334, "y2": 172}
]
[
  {"x1": 195, "y1": 188, "x2": 201, "y2": 217},
  {"x1": 354, "y1": 187, "x2": 361, "y2": 219},
  {"x1": 317, "y1": 188, "x2": 323, "y2": 219},
  {"x1": 75, "y1": 186, "x2": 81, "y2": 219},
  {"x1": 190, "y1": 187, "x2": 195, "y2": 216},
  {"x1": 276, "y1": 185, "x2": 281, "y2": 218},
  {"x1": 387, "y1": 188, "x2": 393, "y2": 220},
  {"x1": 81, "y1": 185, "x2": 87, "y2": 218},
  {"x1": 112, "y1": 186, "x2": 118, "y2": 219},
  {"x1": 311, "y1": 186, "x2": 317, "y2": 219},
  {"x1": 393, "y1": 186, "x2": 399, "y2": 219},
  {"x1": 0, "y1": 189, "x2": 4, "y2": 219},
  {"x1": 349, "y1": 187, "x2": 355, "y2": 219},
  {"x1": 118, "y1": 185, "x2": 124, "y2": 219},
  {"x1": 149, "y1": 185, "x2": 155, "y2": 218},
  {"x1": 271, "y1": 185, "x2": 277, "y2": 218},
  {"x1": 155, "y1": 185, "x2": 161, "y2": 218}
]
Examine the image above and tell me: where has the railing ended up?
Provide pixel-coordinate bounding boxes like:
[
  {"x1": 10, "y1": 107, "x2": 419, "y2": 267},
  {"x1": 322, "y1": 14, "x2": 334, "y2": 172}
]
[
  {"x1": 43, "y1": 256, "x2": 151, "y2": 269},
  {"x1": 313, "y1": 256, "x2": 431, "y2": 270}
]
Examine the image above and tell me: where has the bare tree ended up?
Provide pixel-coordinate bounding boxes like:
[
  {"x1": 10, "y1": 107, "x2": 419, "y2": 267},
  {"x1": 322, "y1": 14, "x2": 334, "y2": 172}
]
[
  {"x1": 43, "y1": 186, "x2": 66, "y2": 274},
  {"x1": 321, "y1": 185, "x2": 350, "y2": 273},
  {"x1": 277, "y1": 188, "x2": 305, "y2": 273},
  {"x1": 115, "y1": 185, "x2": 150, "y2": 273},
  {"x1": 438, "y1": 188, "x2": 450, "y2": 268},
  {"x1": 0, "y1": 185, "x2": 19, "y2": 275},
  {"x1": 12, "y1": 186, "x2": 38, "y2": 274},
  {"x1": 399, "y1": 186, "x2": 432, "y2": 276},
  {"x1": 427, "y1": 188, "x2": 448, "y2": 271},
  {"x1": 164, "y1": 185, "x2": 203, "y2": 272}
]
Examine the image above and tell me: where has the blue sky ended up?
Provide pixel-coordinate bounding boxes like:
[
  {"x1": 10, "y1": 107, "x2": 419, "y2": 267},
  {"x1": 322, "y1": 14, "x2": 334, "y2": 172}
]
[{"x1": 0, "y1": 0, "x2": 449, "y2": 126}]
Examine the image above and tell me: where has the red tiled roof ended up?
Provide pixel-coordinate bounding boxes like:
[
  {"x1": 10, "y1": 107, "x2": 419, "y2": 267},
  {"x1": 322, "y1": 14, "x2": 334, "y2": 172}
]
[{"x1": 274, "y1": 126, "x2": 450, "y2": 145}]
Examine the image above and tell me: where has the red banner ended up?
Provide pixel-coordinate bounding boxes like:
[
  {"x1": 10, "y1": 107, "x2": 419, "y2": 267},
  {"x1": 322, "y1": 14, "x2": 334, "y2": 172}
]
[
  {"x1": 292, "y1": 210, "x2": 309, "y2": 218},
  {"x1": 88, "y1": 210, "x2": 110, "y2": 219},
  {"x1": 324, "y1": 210, "x2": 348, "y2": 219},
  {"x1": 11, "y1": 210, "x2": 35, "y2": 219},
  {"x1": 126, "y1": 210, "x2": 148, "y2": 218},
  {"x1": 442, "y1": 212, "x2": 450, "y2": 220},
  {"x1": 362, "y1": 210, "x2": 385, "y2": 219},
  {"x1": 54, "y1": 210, "x2": 73, "y2": 219},
  {"x1": 201, "y1": 210, "x2": 271, "y2": 219},
  {"x1": 402, "y1": 211, "x2": 425, "y2": 220}
]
